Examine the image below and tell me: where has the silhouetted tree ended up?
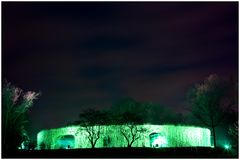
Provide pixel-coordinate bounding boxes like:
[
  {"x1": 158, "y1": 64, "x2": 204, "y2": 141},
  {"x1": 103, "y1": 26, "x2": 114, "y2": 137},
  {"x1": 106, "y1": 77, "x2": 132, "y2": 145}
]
[
  {"x1": 76, "y1": 108, "x2": 108, "y2": 148},
  {"x1": 111, "y1": 98, "x2": 148, "y2": 120},
  {"x1": 112, "y1": 97, "x2": 178, "y2": 124},
  {"x1": 116, "y1": 111, "x2": 146, "y2": 147},
  {"x1": 145, "y1": 103, "x2": 179, "y2": 124},
  {"x1": 187, "y1": 74, "x2": 236, "y2": 148},
  {"x1": 2, "y1": 81, "x2": 40, "y2": 151},
  {"x1": 120, "y1": 123, "x2": 147, "y2": 148},
  {"x1": 228, "y1": 121, "x2": 238, "y2": 149},
  {"x1": 111, "y1": 98, "x2": 180, "y2": 147}
]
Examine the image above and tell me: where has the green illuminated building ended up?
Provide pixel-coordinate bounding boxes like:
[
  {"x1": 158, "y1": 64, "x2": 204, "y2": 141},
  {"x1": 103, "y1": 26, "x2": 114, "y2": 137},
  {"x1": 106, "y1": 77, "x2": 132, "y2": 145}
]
[{"x1": 37, "y1": 124, "x2": 211, "y2": 149}]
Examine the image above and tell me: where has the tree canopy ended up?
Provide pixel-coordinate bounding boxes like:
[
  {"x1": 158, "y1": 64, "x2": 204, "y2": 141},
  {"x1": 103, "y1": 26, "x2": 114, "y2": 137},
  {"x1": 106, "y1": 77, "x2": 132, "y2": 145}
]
[
  {"x1": 187, "y1": 74, "x2": 236, "y2": 147},
  {"x1": 2, "y1": 81, "x2": 40, "y2": 151}
]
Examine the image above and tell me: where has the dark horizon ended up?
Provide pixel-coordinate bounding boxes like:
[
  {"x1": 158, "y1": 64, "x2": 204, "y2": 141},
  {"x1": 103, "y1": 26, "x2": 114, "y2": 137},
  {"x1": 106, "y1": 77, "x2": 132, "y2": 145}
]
[{"x1": 2, "y1": 2, "x2": 238, "y2": 139}]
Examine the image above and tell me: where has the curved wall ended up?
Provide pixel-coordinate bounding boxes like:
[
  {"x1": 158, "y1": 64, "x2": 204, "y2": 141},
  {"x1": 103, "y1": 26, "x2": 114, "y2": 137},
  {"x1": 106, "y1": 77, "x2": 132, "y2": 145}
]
[{"x1": 37, "y1": 124, "x2": 211, "y2": 149}]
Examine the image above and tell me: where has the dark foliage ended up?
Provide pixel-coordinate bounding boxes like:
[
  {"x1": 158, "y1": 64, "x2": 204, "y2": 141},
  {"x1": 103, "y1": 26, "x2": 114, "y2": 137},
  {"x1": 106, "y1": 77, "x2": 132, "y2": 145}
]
[
  {"x1": 2, "y1": 81, "x2": 40, "y2": 151},
  {"x1": 187, "y1": 74, "x2": 237, "y2": 148}
]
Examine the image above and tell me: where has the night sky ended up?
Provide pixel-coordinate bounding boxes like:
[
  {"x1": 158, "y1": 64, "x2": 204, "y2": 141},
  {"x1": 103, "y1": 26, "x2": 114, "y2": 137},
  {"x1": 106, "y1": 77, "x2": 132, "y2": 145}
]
[{"x1": 2, "y1": 2, "x2": 238, "y2": 139}]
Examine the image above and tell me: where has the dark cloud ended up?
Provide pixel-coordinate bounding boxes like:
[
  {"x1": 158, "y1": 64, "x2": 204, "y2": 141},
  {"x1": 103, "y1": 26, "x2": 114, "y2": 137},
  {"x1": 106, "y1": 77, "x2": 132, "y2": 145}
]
[{"x1": 80, "y1": 35, "x2": 141, "y2": 52}]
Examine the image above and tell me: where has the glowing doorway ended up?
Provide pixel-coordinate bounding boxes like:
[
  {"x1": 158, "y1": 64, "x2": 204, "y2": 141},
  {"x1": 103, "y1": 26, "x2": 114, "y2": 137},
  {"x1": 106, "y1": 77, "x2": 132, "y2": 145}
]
[
  {"x1": 57, "y1": 135, "x2": 75, "y2": 149},
  {"x1": 149, "y1": 132, "x2": 167, "y2": 148}
]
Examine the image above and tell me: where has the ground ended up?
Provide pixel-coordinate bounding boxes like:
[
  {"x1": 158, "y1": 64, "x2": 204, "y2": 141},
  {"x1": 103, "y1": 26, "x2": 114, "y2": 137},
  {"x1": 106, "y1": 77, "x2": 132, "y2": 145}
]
[{"x1": 3, "y1": 147, "x2": 237, "y2": 158}]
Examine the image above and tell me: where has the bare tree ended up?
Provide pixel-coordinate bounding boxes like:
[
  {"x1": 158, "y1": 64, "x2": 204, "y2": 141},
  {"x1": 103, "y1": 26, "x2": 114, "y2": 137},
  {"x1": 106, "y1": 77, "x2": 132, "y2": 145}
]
[
  {"x1": 82, "y1": 124, "x2": 101, "y2": 148},
  {"x1": 120, "y1": 123, "x2": 146, "y2": 148},
  {"x1": 187, "y1": 74, "x2": 235, "y2": 148},
  {"x1": 115, "y1": 111, "x2": 146, "y2": 147},
  {"x1": 76, "y1": 109, "x2": 107, "y2": 148},
  {"x1": 2, "y1": 81, "x2": 40, "y2": 151}
]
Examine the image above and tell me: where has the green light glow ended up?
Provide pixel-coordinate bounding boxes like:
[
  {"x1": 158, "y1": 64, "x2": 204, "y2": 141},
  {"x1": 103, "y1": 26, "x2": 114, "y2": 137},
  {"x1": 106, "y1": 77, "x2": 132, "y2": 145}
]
[
  {"x1": 149, "y1": 133, "x2": 167, "y2": 148},
  {"x1": 57, "y1": 135, "x2": 75, "y2": 149},
  {"x1": 37, "y1": 124, "x2": 211, "y2": 149},
  {"x1": 224, "y1": 144, "x2": 231, "y2": 150}
]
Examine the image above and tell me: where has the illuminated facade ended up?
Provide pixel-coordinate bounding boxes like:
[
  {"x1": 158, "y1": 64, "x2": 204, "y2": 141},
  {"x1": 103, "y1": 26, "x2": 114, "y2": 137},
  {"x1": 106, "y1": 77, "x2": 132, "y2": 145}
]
[{"x1": 37, "y1": 124, "x2": 211, "y2": 149}]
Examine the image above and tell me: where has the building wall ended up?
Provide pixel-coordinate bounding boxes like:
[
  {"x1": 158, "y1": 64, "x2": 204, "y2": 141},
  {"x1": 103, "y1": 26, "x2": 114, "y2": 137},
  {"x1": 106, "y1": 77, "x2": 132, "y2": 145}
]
[{"x1": 37, "y1": 124, "x2": 211, "y2": 149}]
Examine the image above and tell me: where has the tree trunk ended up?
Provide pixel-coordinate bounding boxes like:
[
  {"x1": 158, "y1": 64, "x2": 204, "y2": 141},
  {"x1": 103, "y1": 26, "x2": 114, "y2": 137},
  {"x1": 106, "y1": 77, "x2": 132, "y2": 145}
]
[
  {"x1": 212, "y1": 126, "x2": 216, "y2": 148},
  {"x1": 91, "y1": 142, "x2": 95, "y2": 148}
]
